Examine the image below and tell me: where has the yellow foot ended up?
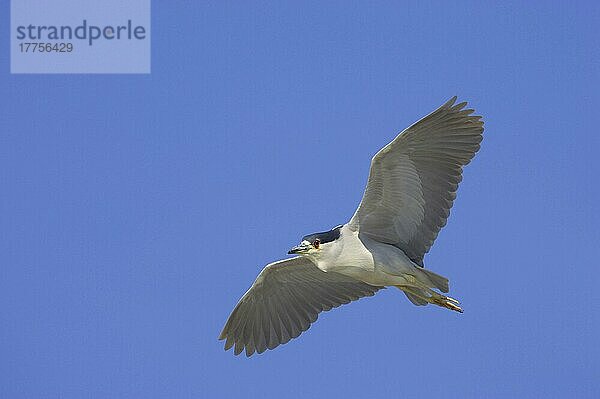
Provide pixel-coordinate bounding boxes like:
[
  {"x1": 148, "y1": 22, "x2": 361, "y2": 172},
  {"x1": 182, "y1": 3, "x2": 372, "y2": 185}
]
[{"x1": 432, "y1": 296, "x2": 463, "y2": 313}]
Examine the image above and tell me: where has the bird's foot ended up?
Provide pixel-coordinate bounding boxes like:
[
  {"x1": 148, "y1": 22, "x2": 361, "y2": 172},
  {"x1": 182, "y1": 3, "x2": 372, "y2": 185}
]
[{"x1": 432, "y1": 295, "x2": 463, "y2": 313}]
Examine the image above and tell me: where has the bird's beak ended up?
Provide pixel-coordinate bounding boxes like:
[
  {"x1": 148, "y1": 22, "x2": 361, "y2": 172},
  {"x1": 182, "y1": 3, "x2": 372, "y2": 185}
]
[{"x1": 288, "y1": 243, "x2": 310, "y2": 255}]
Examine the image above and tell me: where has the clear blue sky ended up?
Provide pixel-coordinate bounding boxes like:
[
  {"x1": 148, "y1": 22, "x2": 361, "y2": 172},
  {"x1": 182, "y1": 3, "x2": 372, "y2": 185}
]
[{"x1": 2, "y1": 2, "x2": 599, "y2": 398}]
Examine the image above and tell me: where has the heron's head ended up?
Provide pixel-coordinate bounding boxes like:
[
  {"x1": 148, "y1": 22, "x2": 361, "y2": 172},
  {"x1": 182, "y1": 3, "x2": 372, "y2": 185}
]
[{"x1": 288, "y1": 225, "x2": 343, "y2": 259}]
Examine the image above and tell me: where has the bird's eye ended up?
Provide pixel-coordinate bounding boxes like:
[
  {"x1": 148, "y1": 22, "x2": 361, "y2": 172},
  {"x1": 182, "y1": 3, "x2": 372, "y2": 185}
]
[{"x1": 313, "y1": 239, "x2": 320, "y2": 249}]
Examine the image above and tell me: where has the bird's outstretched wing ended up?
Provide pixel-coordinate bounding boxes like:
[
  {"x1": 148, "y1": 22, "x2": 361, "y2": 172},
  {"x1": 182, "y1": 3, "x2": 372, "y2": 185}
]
[
  {"x1": 348, "y1": 97, "x2": 484, "y2": 266},
  {"x1": 219, "y1": 257, "x2": 383, "y2": 356}
]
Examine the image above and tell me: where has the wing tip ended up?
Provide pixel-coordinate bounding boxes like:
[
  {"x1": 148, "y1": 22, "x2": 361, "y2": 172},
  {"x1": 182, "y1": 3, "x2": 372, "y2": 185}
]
[
  {"x1": 444, "y1": 96, "x2": 458, "y2": 108},
  {"x1": 443, "y1": 97, "x2": 486, "y2": 128}
]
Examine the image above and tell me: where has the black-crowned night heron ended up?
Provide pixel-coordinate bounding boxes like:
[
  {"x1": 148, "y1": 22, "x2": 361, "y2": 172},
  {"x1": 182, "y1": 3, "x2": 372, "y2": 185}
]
[{"x1": 220, "y1": 97, "x2": 484, "y2": 356}]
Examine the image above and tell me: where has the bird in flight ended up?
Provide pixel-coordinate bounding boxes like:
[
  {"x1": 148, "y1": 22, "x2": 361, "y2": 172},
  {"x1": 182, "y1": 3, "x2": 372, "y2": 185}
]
[{"x1": 220, "y1": 97, "x2": 484, "y2": 356}]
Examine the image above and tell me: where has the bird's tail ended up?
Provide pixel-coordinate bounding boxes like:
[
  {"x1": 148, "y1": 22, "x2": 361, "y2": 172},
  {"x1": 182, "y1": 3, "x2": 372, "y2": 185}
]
[{"x1": 419, "y1": 268, "x2": 449, "y2": 293}]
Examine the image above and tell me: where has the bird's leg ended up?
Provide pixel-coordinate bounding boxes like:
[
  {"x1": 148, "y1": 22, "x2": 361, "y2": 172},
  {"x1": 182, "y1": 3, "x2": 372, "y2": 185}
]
[
  {"x1": 444, "y1": 295, "x2": 460, "y2": 304},
  {"x1": 429, "y1": 294, "x2": 463, "y2": 313},
  {"x1": 397, "y1": 282, "x2": 463, "y2": 313}
]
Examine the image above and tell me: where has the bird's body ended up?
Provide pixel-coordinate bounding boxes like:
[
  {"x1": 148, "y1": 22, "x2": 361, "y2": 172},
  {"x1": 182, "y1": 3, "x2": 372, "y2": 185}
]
[
  {"x1": 301, "y1": 224, "x2": 454, "y2": 305},
  {"x1": 305, "y1": 224, "x2": 416, "y2": 286},
  {"x1": 220, "y1": 97, "x2": 484, "y2": 356}
]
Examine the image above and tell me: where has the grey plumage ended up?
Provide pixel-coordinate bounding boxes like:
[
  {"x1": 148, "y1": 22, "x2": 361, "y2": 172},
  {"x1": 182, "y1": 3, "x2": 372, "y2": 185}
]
[
  {"x1": 220, "y1": 97, "x2": 484, "y2": 356},
  {"x1": 348, "y1": 96, "x2": 483, "y2": 266},
  {"x1": 219, "y1": 257, "x2": 383, "y2": 356}
]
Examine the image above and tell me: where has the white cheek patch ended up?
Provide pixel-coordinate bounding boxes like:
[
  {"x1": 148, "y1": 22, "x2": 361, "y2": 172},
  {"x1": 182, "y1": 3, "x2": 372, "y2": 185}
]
[{"x1": 302, "y1": 239, "x2": 319, "y2": 254}]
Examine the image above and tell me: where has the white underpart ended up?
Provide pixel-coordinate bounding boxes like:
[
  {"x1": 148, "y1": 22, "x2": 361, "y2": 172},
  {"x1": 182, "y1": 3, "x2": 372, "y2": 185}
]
[{"x1": 304, "y1": 224, "x2": 432, "y2": 288}]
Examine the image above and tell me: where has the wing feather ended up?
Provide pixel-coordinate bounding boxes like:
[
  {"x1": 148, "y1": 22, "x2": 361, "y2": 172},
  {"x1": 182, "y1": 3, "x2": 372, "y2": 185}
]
[
  {"x1": 219, "y1": 257, "x2": 383, "y2": 356},
  {"x1": 349, "y1": 97, "x2": 483, "y2": 265}
]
